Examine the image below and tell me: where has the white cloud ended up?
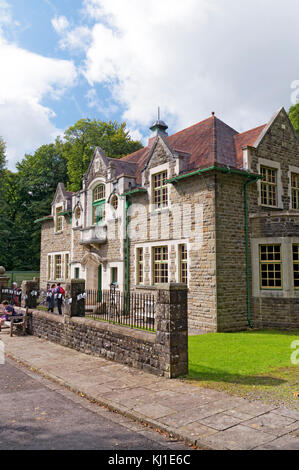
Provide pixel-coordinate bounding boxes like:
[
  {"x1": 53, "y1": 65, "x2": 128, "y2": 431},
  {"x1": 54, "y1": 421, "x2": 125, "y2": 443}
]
[
  {"x1": 0, "y1": 34, "x2": 77, "y2": 169},
  {"x1": 0, "y1": 0, "x2": 12, "y2": 32},
  {"x1": 51, "y1": 14, "x2": 91, "y2": 51},
  {"x1": 51, "y1": 15, "x2": 69, "y2": 34},
  {"x1": 63, "y1": 0, "x2": 299, "y2": 137}
]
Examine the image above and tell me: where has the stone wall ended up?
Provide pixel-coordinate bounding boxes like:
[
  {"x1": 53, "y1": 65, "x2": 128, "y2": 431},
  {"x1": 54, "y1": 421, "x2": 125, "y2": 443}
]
[
  {"x1": 129, "y1": 171, "x2": 218, "y2": 332},
  {"x1": 40, "y1": 217, "x2": 72, "y2": 290},
  {"x1": 25, "y1": 284, "x2": 188, "y2": 379},
  {"x1": 215, "y1": 173, "x2": 248, "y2": 331},
  {"x1": 248, "y1": 109, "x2": 299, "y2": 329}
]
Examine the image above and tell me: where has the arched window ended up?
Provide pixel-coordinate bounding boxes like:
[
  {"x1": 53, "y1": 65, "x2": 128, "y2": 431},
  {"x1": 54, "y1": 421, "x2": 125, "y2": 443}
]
[
  {"x1": 111, "y1": 195, "x2": 118, "y2": 211},
  {"x1": 92, "y1": 184, "x2": 106, "y2": 225},
  {"x1": 93, "y1": 184, "x2": 105, "y2": 202},
  {"x1": 74, "y1": 206, "x2": 81, "y2": 219}
]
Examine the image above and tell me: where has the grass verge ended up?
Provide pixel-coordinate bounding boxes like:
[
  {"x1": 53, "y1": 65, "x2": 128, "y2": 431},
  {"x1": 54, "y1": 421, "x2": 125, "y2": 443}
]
[{"x1": 186, "y1": 330, "x2": 299, "y2": 409}]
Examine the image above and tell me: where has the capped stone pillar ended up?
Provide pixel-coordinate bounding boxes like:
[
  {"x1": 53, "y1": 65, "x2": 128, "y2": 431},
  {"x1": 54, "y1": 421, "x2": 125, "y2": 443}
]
[
  {"x1": 64, "y1": 280, "x2": 86, "y2": 317},
  {"x1": 155, "y1": 283, "x2": 188, "y2": 378}
]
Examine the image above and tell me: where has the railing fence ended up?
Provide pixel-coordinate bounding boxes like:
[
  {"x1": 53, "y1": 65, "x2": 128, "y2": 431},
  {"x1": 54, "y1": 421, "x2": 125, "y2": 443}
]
[{"x1": 86, "y1": 289, "x2": 156, "y2": 332}]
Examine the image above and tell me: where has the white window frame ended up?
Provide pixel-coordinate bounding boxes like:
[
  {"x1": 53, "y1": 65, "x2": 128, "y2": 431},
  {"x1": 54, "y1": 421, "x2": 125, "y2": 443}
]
[
  {"x1": 134, "y1": 240, "x2": 189, "y2": 287},
  {"x1": 54, "y1": 204, "x2": 64, "y2": 233},
  {"x1": 257, "y1": 158, "x2": 283, "y2": 209},
  {"x1": 288, "y1": 165, "x2": 299, "y2": 210},
  {"x1": 251, "y1": 237, "x2": 299, "y2": 298},
  {"x1": 148, "y1": 163, "x2": 170, "y2": 213},
  {"x1": 47, "y1": 251, "x2": 70, "y2": 281}
]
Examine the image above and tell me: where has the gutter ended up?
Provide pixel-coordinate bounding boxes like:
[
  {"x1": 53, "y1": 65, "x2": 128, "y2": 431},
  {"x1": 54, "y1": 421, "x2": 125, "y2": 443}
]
[
  {"x1": 125, "y1": 196, "x2": 132, "y2": 312},
  {"x1": 243, "y1": 176, "x2": 263, "y2": 328},
  {"x1": 166, "y1": 165, "x2": 260, "y2": 184},
  {"x1": 57, "y1": 210, "x2": 72, "y2": 217},
  {"x1": 167, "y1": 164, "x2": 263, "y2": 329},
  {"x1": 34, "y1": 216, "x2": 53, "y2": 224},
  {"x1": 121, "y1": 188, "x2": 147, "y2": 197}
]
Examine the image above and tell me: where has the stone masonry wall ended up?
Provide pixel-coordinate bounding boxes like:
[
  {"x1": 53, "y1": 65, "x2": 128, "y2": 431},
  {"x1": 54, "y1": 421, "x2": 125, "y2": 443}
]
[
  {"x1": 40, "y1": 217, "x2": 72, "y2": 290},
  {"x1": 129, "y1": 167, "x2": 218, "y2": 332},
  {"x1": 248, "y1": 109, "x2": 299, "y2": 329},
  {"x1": 25, "y1": 284, "x2": 188, "y2": 378},
  {"x1": 215, "y1": 173, "x2": 248, "y2": 331}
]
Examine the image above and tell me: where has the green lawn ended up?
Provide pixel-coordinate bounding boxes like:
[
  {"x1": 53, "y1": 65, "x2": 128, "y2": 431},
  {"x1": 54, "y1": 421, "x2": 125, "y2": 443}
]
[{"x1": 187, "y1": 330, "x2": 299, "y2": 409}]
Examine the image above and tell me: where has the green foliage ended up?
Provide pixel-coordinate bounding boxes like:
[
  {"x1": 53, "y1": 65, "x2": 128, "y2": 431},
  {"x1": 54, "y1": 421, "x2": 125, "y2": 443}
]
[
  {"x1": 0, "y1": 119, "x2": 143, "y2": 271},
  {"x1": 288, "y1": 103, "x2": 299, "y2": 136},
  {"x1": 59, "y1": 119, "x2": 142, "y2": 191}
]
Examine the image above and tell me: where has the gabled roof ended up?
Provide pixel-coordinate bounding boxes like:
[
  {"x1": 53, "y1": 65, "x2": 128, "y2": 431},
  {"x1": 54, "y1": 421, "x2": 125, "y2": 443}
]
[
  {"x1": 83, "y1": 107, "x2": 296, "y2": 189},
  {"x1": 52, "y1": 182, "x2": 73, "y2": 208},
  {"x1": 118, "y1": 107, "x2": 299, "y2": 182},
  {"x1": 234, "y1": 125, "x2": 267, "y2": 167}
]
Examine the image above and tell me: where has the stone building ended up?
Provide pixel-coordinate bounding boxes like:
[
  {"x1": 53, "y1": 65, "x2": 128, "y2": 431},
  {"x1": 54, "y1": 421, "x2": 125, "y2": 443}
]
[{"x1": 37, "y1": 107, "x2": 299, "y2": 331}]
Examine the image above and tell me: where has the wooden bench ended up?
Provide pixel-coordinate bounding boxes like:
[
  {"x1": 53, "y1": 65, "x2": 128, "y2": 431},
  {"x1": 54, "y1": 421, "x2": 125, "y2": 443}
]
[{"x1": 0, "y1": 308, "x2": 28, "y2": 337}]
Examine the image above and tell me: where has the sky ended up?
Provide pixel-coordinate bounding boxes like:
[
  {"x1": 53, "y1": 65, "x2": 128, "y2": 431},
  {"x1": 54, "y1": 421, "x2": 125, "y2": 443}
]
[{"x1": 1, "y1": 0, "x2": 299, "y2": 170}]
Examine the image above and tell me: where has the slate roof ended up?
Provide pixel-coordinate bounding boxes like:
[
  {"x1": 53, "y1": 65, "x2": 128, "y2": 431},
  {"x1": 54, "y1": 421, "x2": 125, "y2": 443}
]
[{"x1": 119, "y1": 114, "x2": 269, "y2": 183}]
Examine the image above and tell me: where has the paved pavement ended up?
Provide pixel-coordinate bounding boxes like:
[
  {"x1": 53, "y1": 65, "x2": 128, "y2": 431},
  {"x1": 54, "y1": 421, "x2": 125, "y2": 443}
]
[
  {"x1": 1, "y1": 333, "x2": 299, "y2": 450},
  {"x1": 0, "y1": 359, "x2": 190, "y2": 450}
]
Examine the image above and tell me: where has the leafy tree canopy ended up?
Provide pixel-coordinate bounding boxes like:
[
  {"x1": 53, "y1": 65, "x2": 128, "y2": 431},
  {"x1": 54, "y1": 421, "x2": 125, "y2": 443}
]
[
  {"x1": 59, "y1": 119, "x2": 142, "y2": 192},
  {"x1": 0, "y1": 119, "x2": 143, "y2": 271},
  {"x1": 289, "y1": 103, "x2": 299, "y2": 136}
]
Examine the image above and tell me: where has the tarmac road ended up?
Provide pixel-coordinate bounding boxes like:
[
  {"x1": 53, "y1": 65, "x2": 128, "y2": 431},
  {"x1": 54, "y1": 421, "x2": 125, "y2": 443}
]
[{"x1": 0, "y1": 358, "x2": 191, "y2": 451}]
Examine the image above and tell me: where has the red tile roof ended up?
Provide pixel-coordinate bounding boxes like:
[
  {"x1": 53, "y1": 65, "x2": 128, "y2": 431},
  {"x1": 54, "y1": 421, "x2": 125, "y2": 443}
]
[
  {"x1": 234, "y1": 125, "x2": 267, "y2": 168},
  {"x1": 118, "y1": 115, "x2": 267, "y2": 183}
]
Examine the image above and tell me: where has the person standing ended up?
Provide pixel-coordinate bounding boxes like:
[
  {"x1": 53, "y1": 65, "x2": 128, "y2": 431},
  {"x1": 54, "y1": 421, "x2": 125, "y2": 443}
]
[
  {"x1": 12, "y1": 282, "x2": 20, "y2": 307},
  {"x1": 47, "y1": 284, "x2": 56, "y2": 313},
  {"x1": 55, "y1": 283, "x2": 65, "y2": 315}
]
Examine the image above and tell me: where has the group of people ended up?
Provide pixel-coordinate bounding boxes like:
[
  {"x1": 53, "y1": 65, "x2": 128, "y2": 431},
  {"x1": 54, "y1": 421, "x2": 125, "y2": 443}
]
[
  {"x1": 0, "y1": 282, "x2": 22, "y2": 327},
  {"x1": 47, "y1": 283, "x2": 65, "y2": 315}
]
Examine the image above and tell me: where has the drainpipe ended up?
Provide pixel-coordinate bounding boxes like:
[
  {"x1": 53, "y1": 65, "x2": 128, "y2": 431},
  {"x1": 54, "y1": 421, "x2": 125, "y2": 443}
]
[
  {"x1": 244, "y1": 176, "x2": 262, "y2": 328},
  {"x1": 125, "y1": 196, "x2": 132, "y2": 310}
]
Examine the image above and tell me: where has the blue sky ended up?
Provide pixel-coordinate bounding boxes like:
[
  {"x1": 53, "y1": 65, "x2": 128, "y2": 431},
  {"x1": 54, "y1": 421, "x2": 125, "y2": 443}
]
[{"x1": 1, "y1": 0, "x2": 299, "y2": 170}]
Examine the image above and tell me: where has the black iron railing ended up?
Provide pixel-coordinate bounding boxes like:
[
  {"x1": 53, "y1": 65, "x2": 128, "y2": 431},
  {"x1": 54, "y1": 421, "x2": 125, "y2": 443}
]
[{"x1": 86, "y1": 289, "x2": 156, "y2": 332}]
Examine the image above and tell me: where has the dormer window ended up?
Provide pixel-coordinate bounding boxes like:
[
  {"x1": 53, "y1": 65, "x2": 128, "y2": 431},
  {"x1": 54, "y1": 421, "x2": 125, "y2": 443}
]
[
  {"x1": 152, "y1": 171, "x2": 168, "y2": 209},
  {"x1": 92, "y1": 184, "x2": 106, "y2": 225}
]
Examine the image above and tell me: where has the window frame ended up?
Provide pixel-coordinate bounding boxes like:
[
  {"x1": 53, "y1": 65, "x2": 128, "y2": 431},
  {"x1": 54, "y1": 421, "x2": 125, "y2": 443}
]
[
  {"x1": 293, "y1": 244, "x2": 299, "y2": 290},
  {"x1": 152, "y1": 246, "x2": 168, "y2": 284},
  {"x1": 54, "y1": 254, "x2": 62, "y2": 281},
  {"x1": 152, "y1": 170, "x2": 168, "y2": 209},
  {"x1": 260, "y1": 166, "x2": 278, "y2": 208},
  {"x1": 291, "y1": 173, "x2": 299, "y2": 210},
  {"x1": 48, "y1": 255, "x2": 52, "y2": 280},
  {"x1": 111, "y1": 267, "x2": 118, "y2": 285},
  {"x1": 65, "y1": 253, "x2": 70, "y2": 280},
  {"x1": 55, "y1": 206, "x2": 63, "y2": 233},
  {"x1": 136, "y1": 248, "x2": 144, "y2": 285},
  {"x1": 179, "y1": 244, "x2": 188, "y2": 284},
  {"x1": 92, "y1": 184, "x2": 106, "y2": 226},
  {"x1": 93, "y1": 184, "x2": 105, "y2": 203},
  {"x1": 111, "y1": 195, "x2": 118, "y2": 211},
  {"x1": 259, "y1": 244, "x2": 282, "y2": 290}
]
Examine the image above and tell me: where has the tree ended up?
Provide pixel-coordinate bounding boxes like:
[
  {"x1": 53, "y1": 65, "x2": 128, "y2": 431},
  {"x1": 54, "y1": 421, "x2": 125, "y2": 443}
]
[
  {"x1": 0, "y1": 137, "x2": 6, "y2": 172},
  {"x1": 59, "y1": 119, "x2": 142, "y2": 191},
  {"x1": 0, "y1": 138, "x2": 9, "y2": 268},
  {"x1": 0, "y1": 119, "x2": 142, "y2": 271},
  {"x1": 7, "y1": 144, "x2": 69, "y2": 270},
  {"x1": 289, "y1": 103, "x2": 299, "y2": 136}
]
